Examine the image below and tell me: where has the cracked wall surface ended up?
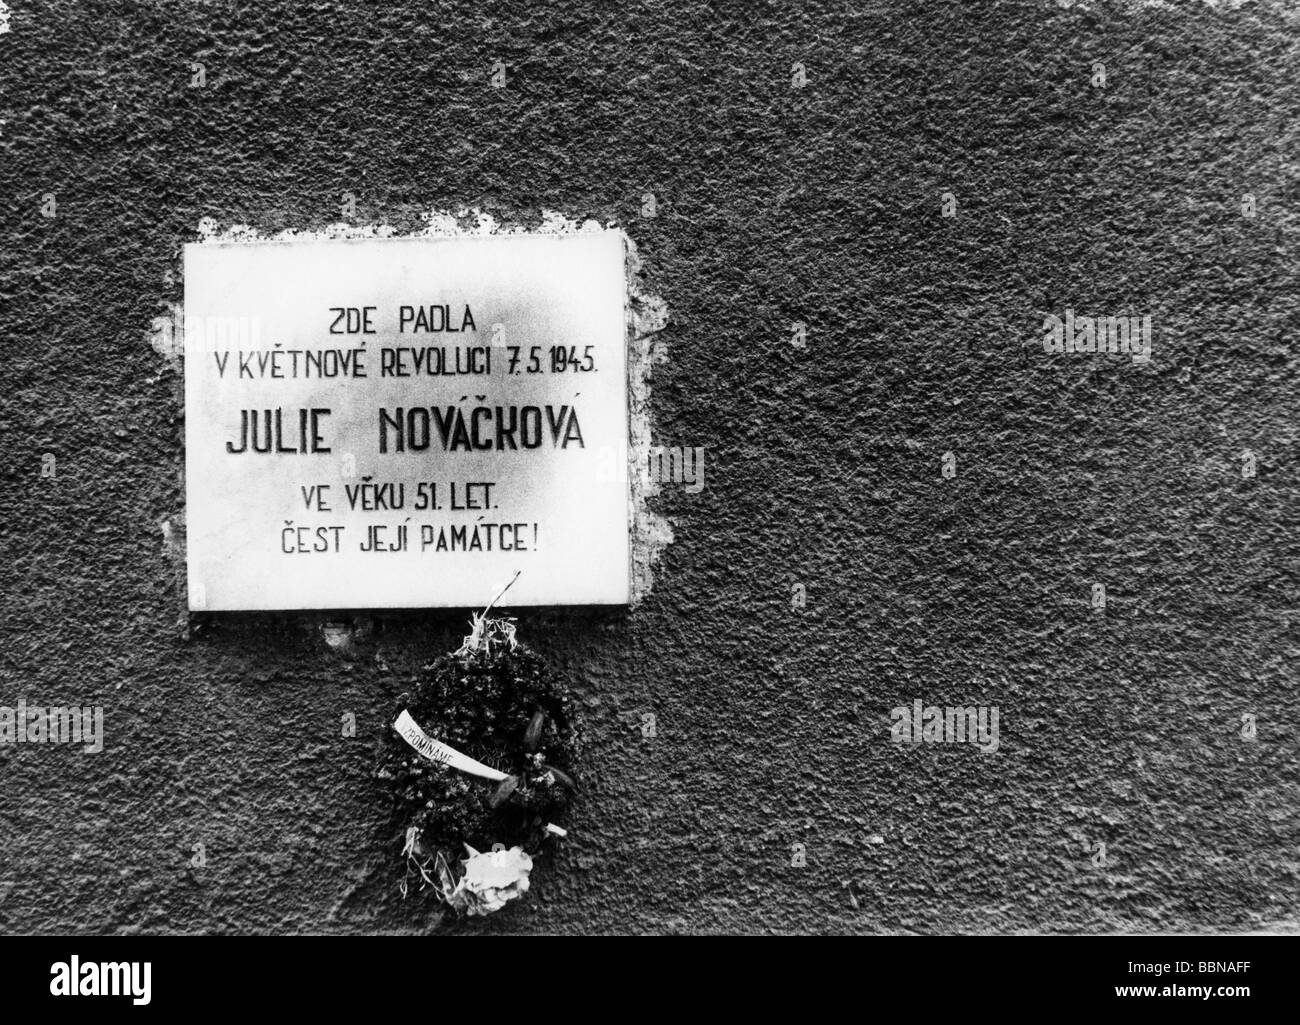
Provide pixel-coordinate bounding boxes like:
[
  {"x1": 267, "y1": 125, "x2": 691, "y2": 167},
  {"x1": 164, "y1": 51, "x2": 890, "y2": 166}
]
[{"x1": 0, "y1": 1, "x2": 1297, "y2": 934}]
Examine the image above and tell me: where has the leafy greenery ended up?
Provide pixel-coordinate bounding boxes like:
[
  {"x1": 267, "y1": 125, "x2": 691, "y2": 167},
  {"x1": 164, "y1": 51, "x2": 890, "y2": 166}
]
[{"x1": 378, "y1": 637, "x2": 579, "y2": 907}]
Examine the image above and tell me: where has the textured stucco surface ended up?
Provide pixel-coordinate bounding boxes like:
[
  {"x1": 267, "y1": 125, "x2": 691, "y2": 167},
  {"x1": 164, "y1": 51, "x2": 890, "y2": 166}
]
[{"x1": 0, "y1": 0, "x2": 1297, "y2": 934}]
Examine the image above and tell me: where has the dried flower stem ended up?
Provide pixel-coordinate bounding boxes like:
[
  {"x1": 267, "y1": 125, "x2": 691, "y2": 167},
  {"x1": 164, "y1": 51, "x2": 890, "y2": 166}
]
[{"x1": 454, "y1": 570, "x2": 522, "y2": 658}]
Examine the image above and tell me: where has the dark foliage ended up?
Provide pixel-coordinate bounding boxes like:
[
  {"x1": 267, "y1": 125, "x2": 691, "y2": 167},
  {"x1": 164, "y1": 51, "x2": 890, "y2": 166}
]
[{"x1": 378, "y1": 642, "x2": 580, "y2": 897}]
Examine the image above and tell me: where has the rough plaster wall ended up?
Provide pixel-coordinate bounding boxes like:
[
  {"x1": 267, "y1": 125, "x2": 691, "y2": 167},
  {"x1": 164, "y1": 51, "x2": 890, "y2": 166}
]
[{"x1": 0, "y1": 0, "x2": 1297, "y2": 934}]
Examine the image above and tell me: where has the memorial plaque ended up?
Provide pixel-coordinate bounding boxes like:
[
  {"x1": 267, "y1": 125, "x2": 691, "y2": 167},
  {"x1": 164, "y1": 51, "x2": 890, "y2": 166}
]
[{"x1": 183, "y1": 232, "x2": 630, "y2": 610}]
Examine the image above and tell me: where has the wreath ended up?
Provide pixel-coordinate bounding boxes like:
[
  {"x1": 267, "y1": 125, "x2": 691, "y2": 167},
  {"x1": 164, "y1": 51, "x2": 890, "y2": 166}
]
[{"x1": 377, "y1": 574, "x2": 580, "y2": 917}]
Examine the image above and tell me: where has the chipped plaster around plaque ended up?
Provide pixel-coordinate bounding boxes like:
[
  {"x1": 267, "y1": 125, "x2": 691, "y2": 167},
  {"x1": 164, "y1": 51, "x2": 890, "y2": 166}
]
[{"x1": 152, "y1": 209, "x2": 672, "y2": 609}]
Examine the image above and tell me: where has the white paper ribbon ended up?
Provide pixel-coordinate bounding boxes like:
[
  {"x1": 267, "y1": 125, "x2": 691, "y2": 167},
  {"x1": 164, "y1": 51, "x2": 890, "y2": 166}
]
[{"x1": 392, "y1": 709, "x2": 509, "y2": 782}]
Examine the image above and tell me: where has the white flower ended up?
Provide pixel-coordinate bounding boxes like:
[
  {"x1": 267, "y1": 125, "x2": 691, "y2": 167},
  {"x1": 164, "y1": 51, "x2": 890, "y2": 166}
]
[{"x1": 446, "y1": 845, "x2": 533, "y2": 916}]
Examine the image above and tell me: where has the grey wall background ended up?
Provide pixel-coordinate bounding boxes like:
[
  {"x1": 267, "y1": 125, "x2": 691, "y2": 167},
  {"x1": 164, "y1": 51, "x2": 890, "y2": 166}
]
[{"x1": 1, "y1": 0, "x2": 1297, "y2": 934}]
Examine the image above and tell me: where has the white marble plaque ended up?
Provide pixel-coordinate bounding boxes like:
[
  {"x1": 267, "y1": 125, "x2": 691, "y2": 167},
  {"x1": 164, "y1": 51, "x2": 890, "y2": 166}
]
[{"x1": 183, "y1": 232, "x2": 629, "y2": 610}]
